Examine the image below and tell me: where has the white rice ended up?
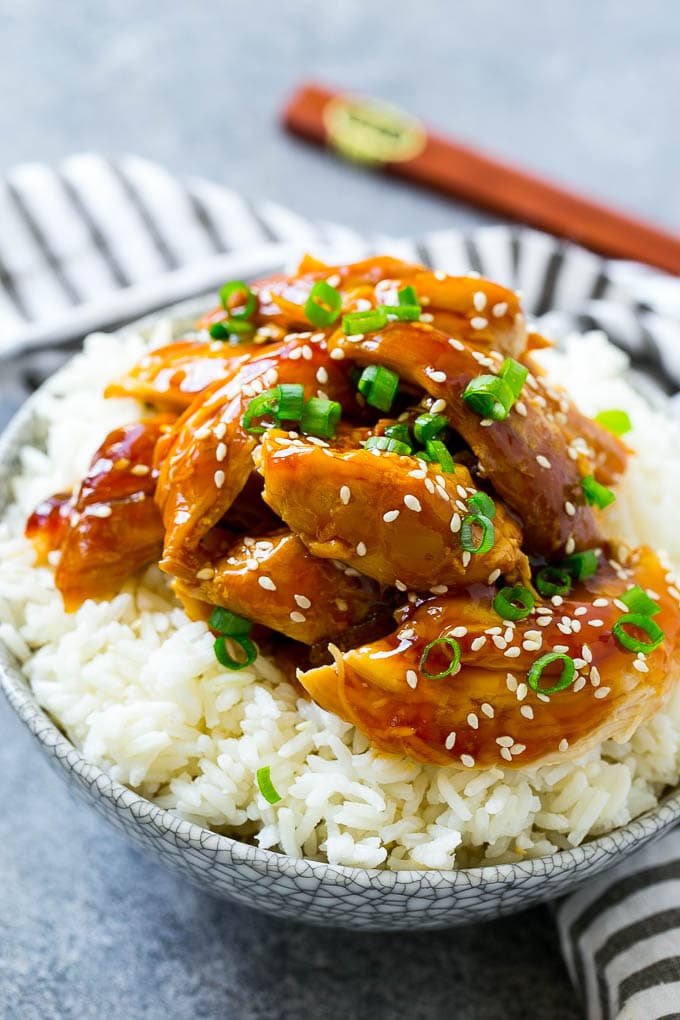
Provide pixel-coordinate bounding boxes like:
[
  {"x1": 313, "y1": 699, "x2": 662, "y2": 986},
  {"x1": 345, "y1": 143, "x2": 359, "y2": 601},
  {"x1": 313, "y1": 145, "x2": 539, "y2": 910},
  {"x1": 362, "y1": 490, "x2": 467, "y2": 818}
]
[{"x1": 2, "y1": 323, "x2": 680, "y2": 871}]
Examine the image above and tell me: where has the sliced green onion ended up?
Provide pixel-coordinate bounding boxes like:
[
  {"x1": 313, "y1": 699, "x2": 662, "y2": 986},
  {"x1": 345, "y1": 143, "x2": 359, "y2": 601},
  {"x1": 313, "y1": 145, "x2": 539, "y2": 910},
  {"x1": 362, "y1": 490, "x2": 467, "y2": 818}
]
[
  {"x1": 462, "y1": 375, "x2": 515, "y2": 421},
  {"x1": 425, "y1": 439, "x2": 455, "y2": 473},
  {"x1": 277, "y1": 383, "x2": 306, "y2": 421},
  {"x1": 383, "y1": 304, "x2": 421, "y2": 321},
  {"x1": 343, "y1": 307, "x2": 387, "y2": 335},
  {"x1": 499, "y1": 357, "x2": 528, "y2": 398},
  {"x1": 535, "y1": 566, "x2": 572, "y2": 597},
  {"x1": 364, "y1": 435, "x2": 412, "y2": 455},
  {"x1": 413, "y1": 413, "x2": 447, "y2": 444},
  {"x1": 527, "y1": 652, "x2": 576, "y2": 694},
  {"x1": 209, "y1": 606, "x2": 252, "y2": 636},
  {"x1": 561, "y1": 549, "x2": 599, "y2": 581},
  {"x1": 415, "y1": 450, "x2": 432, "y2": 462},
  {"x1": 493, "y1": 585, "x2": 535, "y2": 621},
  {"x1": 357, "y1": 364, "x2": 400, "y2": 412},
  {"x1": 219, "y1": 280, "x2": 256, "y2": 320},
  {"x1": 242, "y1": 389, "x2": 280, "y2": 434},
  {"x1": 256, "y1": 766, "x2": 282, "y2": 805},
  {"x1": 619, "y1": 585, "x2": 661, "y2": 617},
  {"x1": 214, "y1": 635, "x2": 257, "y2": 671},
  {"x1": 581, "y1": 474, "x2": 616, "y2": 509},
  {"x1": 420, "y1": 636, "x2": 461, "y2": 680},
  {"x1": 242, "y1": 384, "x2": 305, "y2": 433},
  {"x1": 398, "y1": 285, "x2": 419, "y2": 306},
  {"x1": 613, "y1": 613, "x2": 664, "y2": 654},
  {"x1": 460, "y1": 513, "x2": 495, "y2": 554},
  {"x1": 304, "y1": 280, "x2": 342, "y2": 327},
  {"x1": 595, "y1": 409, "x2": 632, "y2": 436},
  {"x1": 468, "y1": 491, "x2": 496, "y2": 519},
  {"x1": 209, "y1": 319, "x2": 254, "y2": 341},
  {"x1": 384, "y1": 423, "x2": 413, "y2": 448},
  {"x1": 300, "y1": 397, "x2": 341, "y2": 439}
]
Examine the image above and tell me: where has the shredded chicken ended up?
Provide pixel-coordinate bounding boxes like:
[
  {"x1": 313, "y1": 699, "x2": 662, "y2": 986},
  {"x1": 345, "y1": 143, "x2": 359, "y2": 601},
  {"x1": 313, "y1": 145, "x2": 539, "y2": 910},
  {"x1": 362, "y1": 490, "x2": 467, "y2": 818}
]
[{"x1": 26, "y1": 254, "x2": 680, "y2": 772}]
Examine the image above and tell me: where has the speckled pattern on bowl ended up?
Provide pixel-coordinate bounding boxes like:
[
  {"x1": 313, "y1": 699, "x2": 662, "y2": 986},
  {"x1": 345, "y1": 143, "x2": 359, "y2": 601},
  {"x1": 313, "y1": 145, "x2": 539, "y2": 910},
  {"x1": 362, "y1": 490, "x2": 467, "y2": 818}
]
[{"x1": 2, "y1": 299, "x2": 680, "y2": 932}]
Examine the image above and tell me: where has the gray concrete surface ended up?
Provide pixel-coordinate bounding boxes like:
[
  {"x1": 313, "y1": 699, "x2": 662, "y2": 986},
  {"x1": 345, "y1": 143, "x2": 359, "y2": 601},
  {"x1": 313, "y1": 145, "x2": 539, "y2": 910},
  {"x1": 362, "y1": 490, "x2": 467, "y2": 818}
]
[{"x1": 1, "y1": 1, "x2": 678, "y2": 1017}]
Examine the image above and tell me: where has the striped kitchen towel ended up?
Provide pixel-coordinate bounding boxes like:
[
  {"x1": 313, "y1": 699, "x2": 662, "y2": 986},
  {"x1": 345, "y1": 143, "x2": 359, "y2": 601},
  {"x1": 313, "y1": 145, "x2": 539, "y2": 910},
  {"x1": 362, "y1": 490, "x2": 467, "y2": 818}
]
[{"x1": 2, "y1": 153, "x2": 680, "y2": 1020}]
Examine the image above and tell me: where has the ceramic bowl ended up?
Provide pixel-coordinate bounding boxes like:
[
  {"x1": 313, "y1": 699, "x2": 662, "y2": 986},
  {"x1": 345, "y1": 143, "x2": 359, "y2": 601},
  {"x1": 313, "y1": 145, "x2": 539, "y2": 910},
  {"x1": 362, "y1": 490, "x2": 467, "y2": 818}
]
[{"x1": 2, "y1": 299, "x2": 680, "y2": 933}]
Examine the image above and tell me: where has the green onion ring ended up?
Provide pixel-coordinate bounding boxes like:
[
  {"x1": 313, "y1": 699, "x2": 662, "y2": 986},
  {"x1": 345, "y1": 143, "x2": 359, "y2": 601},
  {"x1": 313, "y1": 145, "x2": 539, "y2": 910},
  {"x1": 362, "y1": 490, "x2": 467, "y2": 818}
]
[
  {"x1": 612, "y1": 613, "x2": 664, "y2": 654},
  {"x1": 214, "y1": 635, "x2": 258, "y2": 671},
  {"x1": 219, "y1": 280, "x2": 256, "y2": 320},
  {"x1": 420, "y1": 637, "x2": 461, "y2": 680},
  {"x1": 460, "y1": 513, "x2": 495, "y2": 554},
  {"x1": 493, "y1": 585, "x2": 535, "y2": 622},
  {"x1": 304, "y1": 280, "x2": 342, "y2": 327},
  {"x1": 527, "y1": 652, "x2": 576, "y2": 694}
]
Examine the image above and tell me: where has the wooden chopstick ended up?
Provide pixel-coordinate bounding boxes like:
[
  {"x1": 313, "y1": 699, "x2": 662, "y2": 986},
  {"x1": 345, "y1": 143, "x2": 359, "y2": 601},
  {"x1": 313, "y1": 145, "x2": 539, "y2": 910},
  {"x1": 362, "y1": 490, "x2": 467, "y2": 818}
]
[{"x1": 282, "y1": 83, "x2": 680, "y2": 276}]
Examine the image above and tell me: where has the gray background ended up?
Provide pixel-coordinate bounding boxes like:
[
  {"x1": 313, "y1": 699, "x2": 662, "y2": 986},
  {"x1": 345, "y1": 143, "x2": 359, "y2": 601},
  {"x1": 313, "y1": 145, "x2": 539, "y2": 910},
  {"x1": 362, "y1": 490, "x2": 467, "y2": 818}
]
[{"x1": 1, "y1": 1, "x2": 677, "y2": 1017}]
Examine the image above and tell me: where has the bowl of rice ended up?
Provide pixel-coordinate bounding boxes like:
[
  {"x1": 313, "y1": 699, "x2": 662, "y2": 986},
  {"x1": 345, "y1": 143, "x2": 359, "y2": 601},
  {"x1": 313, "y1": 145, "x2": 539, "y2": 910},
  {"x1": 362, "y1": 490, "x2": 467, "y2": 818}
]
[{"x1": 2, "y1": 259, "x2": 680, "y2": 932}]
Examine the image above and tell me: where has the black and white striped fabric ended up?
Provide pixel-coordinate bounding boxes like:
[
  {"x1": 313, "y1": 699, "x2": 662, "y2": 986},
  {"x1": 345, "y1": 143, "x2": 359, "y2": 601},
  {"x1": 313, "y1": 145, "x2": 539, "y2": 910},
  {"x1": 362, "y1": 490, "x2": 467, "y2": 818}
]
[{"x1": 2, "y1": 153, "x2": 680, "y2": 1020}]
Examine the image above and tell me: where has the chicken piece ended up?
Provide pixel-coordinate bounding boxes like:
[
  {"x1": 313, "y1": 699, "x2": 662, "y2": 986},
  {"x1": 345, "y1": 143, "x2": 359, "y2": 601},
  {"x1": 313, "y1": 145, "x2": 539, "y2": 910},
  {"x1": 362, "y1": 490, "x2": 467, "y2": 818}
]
[
  {"x1": 299, "y1": 546, "x2": 680, "y2": 769},
  {"x1": 25, "y1": 492, "x2": 72, "y2": 562},
  {"x1": 197, "y1": 256, "x2": 526, "y2": 356},
  {"x1": 327, "y1": 321, "x2": 627, "y2": 557},
  {"x1": 26, "y1": 417, "x2": 172, "y2": 610},
  {"x1": 105, "y1": 341, "x2": 257, "y2": 410},
  {"x1": 173, "y1": 530, "x2": 384, "y2": 645},
  {"x1": 155, "y1": 336, "x2": 357, "y2": 577},
  {"x1": 257, "y1": 429, "x2": 529, "y2": 590}
]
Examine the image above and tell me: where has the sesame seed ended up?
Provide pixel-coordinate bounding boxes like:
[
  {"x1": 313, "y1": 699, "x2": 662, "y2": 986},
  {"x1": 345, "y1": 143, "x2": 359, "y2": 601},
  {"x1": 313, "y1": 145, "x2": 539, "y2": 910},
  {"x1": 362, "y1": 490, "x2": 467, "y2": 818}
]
[
  {"x1": 473, "y1": 291, "x2": 487, "y2": 311},
  {"x1": 214, "y1": 470, "x2": 225, "y2": 488},
  {"x1": 404, "y1": 494, "x2": 422, "y2": 512},
  {"x1": 492, "y1": 301, "x2": 508, "y2": 318},
  {"x1": 430, "y1": 584, "x2": 448, "y2": 594},
  {"x1": 429, "y1": 369, "x2": 447, "y2": 384},
  {"x1": 316, "y1": 366, "x2": 329, "y2": 384},
  {"x1": 565, "y1": 536, "x2": 576, "y2": 555},
  {"x1": 511, "y1": 743, "x2": 526, "y2": 756},
  {"x1": 339, "y1": 485, "x2": 351, "y2": 506},
  {"x1": 558, "y1": 738, "x2": 569, "y2": 753},
  {"x1": 553, "y1": 644, "x2": 569, "y2": 654},
  {"x1": 462, "y1": 551, "x2": 472, "y2": 569},
  {"x1": 467, "y1": 713, "x2": 479, "y2": 729},
  {"x1": 496, "y1": 736, "x2": 514, "y2": 748},
  {"x1": 581, "y1": 644, "x2": 593, "y2": 663},
  {"x1": 294, "y1": 594, "x2": 311, "y2": 609},
  {"x1": 195, "y1": 425, "x2": 211, "y2": 440},
  {"x1": 471, "y1": 316, "x2": 488, "y2": 330},
  {"x1": 520, "y1": 705, "x2": 534, "y2": 720},
  {"x1": 215, "y1": 443, "x2": 227, "y2": 462},
  {"x1": 493, "y1": 635, "x2": 508, "y2": 650},
  {"x1": 356, "y1": 542, "x2": 367, "y2": 557},
  {"x1": 590, "y1": 666, "x2": 601, "y2": 686},
  {"x1": 290, "y1": 611, "x2": 306, "y2": 624},
  {"x1": 88, "y1": 504, "x2": 112, "y2": 518},
  {"x1": 395, "y1": 580, "x2": 407, "y2": 592},
  {"x1": 326, "y1": 274, "x2": 341, "y2": 287},
  {"x1": 445, "y1": 731, "x2": 456, "y2": 750},
  {"x1": 504, "y1": 647, "x2": 521, "y2": 658},
  {"x1": 481, "y1": 703, "x2": 495, "y2": 719},
  {"x1": 196, "y1": 568, "x2": 215, "y2": 580},
  {"x1": 574, "y1": 606, "x2": 587, "y2": 617},
  {"x1": 330, "y1": 348, "x2": 345, "y2": 360},
  {"x1": 383, "y1": 509, "x2": 400, "y2": 523},
  {"x1": 130, "y1": 463, "x2": 150, "y2": 476},
  {"x1": 515, "y1": 400, "x2": 527, "y2": 417},
  {"x1": 436, "y1": 485, "x2": 449, "y2": 502},
  {"x1": 573, "y1": 676, "x2": 586, "y2": 692},
  {"x1": 500, "y1": 747, "x2": 513, "y2": 762},
  {"x1": 471, "y1": 636, "x2": 487, "y2": 651},
  {"x1": 536, "y1": 455, "x2": 552, "y2": 469},
  {"x1": 588, "y1": 619, "x2": 604, "y2": 628},
  {"x1": 258, "y1": 576, "x2": 276, "y2": 591},
  {"x1": 506, "y1": 673, "x2": 518, "y2": 692},
  {"x1": 479, "y1": 419, "x2": 493, "y2": 428},
  {"x1": 424, "y1": 477, "x2": 435, "y2": 494},
  {"x1": 431, "y1": 398, "x2": 447, "y2": 414},
  {"x1": 450, "y1": 513, "x2": 462, "y2": 533},
  {"x1": 419, "y1": 312, "x2": 434, "y2": 323},
  {"x1": 406, "y1": 669, "x2": 418, "y2": 689},
  {"x1": 460, "y1": 754, "x2": 475, "y2": 768},
  {"x1": 449, "y1": 338, "x2": 465, "y2": 351},
  {"x1": 633, "y1": 659, "x2": 649, "y2": 673},
  {"x1": 551, "y1": 595, "x2": 564, "y2": 607},
  {"x1": 564, "y1": 501, "x2": 576, "y2": 517},
  {"x1": 487, "y1": 569, "x2": 501, "y2": 584},
  {"x1": 594, "y1": 687, "x2": 611, "y2": 699},
  {"x1": 516, "y1": 683, "x2": 528, "y2": 701}
]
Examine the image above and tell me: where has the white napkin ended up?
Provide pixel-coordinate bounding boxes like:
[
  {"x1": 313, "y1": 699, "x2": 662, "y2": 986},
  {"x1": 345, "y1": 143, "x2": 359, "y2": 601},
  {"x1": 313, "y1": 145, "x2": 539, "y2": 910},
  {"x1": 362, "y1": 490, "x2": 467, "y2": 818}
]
[{"x1": 2, "y1": 153, "x2": 680, "y2": 1020}]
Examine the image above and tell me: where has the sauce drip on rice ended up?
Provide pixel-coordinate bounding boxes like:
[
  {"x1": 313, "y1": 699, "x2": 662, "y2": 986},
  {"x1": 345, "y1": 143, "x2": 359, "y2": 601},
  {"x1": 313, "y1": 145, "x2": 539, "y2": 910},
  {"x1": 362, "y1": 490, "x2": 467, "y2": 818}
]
[{"x1": 26, "y1": 255, "x2": 680, "y2": 770}]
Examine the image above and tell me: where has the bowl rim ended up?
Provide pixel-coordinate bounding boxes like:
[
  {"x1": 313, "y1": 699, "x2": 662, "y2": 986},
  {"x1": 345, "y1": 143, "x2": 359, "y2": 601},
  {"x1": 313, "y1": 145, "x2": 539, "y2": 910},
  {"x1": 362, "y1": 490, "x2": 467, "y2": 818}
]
[{"x1": 2, "y1": 294, "x2": 680, "y2": 892}]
